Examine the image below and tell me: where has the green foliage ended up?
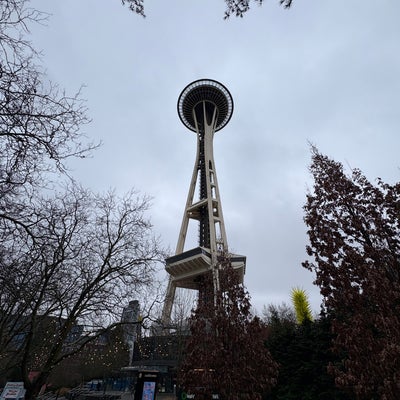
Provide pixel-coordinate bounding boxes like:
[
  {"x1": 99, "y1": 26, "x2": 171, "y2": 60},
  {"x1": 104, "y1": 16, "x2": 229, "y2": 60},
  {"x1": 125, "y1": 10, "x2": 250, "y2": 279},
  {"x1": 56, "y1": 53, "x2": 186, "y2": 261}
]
[{"x1": 264, "y1": 310, "x2": 350, "y2": 400}]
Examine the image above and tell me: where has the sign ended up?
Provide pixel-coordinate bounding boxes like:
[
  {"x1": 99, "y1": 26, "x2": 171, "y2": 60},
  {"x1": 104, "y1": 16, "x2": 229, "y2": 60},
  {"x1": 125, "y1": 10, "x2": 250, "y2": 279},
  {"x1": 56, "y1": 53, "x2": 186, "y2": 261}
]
[
  {"x1": 0, "y1": 382, "x2": 25, "y2": 400},
  {"x1": 141, "y1": 381, "x2": 156, "y2": 400},
  {"x1": 134, "y1": 370, "x2": 158, "y2": 400}
]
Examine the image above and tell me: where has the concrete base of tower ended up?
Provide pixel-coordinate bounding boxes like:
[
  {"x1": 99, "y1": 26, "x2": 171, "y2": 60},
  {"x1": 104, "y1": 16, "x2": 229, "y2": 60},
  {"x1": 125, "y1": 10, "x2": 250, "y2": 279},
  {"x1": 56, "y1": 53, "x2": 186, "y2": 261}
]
[{"x1": 165, "y1": 246, "x2": 246, "y2": 290}]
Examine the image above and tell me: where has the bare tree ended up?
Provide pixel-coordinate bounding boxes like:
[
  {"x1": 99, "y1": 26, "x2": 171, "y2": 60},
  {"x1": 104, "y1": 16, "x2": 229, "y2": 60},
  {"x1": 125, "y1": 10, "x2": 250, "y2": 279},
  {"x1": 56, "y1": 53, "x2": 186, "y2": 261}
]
[
  {"x1": 0, "y1": 3, "x2": 164, "y2": 396},
  {"x1": 262, "y1": 302, "x2": 296, "y2": 326},
  {"x1": 0, "y1": 0, "x2": 97, "y2": 189},
  {"x1": 1, "y1": 0, "x2": 98, "y2": 257},
  {"x1": 169, "y1": 288, "x2": 196, "y2": 330},
  {"x1": 0, "y1": 185, "x2": 163, "y2": 399},
  {"x1": 303, "y1": 147, "x2": 400, "y2": 399}
]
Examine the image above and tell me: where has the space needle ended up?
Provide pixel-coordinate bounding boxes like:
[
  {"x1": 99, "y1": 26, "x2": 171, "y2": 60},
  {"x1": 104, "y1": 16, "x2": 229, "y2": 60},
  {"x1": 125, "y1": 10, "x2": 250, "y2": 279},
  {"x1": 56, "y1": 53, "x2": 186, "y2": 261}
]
[{"x1": 161, "y1": 79, "x2": 246, "y2": 325}]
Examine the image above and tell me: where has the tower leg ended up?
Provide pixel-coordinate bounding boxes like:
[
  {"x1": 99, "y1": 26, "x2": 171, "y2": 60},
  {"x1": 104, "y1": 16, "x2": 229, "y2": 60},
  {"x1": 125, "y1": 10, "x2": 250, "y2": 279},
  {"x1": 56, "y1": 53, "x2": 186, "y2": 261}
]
[{"x1": 161, "y1": 277, "x2": 176, "y2": 327}]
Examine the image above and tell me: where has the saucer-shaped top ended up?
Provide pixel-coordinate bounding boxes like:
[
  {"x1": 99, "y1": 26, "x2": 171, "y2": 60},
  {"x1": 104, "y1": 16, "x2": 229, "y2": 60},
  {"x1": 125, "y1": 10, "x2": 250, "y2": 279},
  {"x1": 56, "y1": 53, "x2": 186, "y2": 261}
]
[{"x1": 177, "y1": 79, "x2": 233, "y2": 132}]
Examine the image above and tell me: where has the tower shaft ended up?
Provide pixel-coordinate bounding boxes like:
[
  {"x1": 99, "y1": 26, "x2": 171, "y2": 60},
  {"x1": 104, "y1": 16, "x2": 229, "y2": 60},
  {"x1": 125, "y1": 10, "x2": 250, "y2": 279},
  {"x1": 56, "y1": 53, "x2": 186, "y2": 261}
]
[{"x1": 176, "y1": 100, "x2": 227, "y2": 255}]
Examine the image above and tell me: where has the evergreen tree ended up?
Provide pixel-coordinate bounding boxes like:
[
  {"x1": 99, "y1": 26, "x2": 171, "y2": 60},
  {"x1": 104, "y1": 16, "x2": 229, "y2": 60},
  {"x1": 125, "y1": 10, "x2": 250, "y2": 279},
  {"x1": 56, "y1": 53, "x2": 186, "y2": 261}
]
[{"x1": 265, "y1": 310, "x2": 350, "y2": 400}]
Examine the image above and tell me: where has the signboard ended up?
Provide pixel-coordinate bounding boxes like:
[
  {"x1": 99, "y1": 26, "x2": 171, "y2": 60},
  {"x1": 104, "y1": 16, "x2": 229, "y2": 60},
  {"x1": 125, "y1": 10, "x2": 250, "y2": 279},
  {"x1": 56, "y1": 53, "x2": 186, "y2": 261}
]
[
  {"x1": 134, "y1": 371, "x2": 158, "y2": 400},
  {"x1": 141, "y1": 381, "x2": 156, "y2": 400},
  {"x1": 0, "y1": 382, "x2": 25, "y2": 400}
]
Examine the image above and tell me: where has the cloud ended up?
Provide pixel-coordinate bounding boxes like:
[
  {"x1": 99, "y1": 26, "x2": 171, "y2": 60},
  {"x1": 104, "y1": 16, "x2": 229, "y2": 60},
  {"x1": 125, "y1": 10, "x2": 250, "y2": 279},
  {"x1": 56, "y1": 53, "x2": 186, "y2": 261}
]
[{"x1": 31, "y1": 0, "x2": 400, "y2": 313}]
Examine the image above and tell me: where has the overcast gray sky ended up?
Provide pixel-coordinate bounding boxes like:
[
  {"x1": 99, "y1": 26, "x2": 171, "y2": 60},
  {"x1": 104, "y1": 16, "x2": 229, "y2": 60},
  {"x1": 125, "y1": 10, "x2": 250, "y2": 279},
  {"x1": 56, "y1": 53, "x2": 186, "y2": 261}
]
[{"x1": 30, "y1": 0, "x2": 400, "y2": 314}]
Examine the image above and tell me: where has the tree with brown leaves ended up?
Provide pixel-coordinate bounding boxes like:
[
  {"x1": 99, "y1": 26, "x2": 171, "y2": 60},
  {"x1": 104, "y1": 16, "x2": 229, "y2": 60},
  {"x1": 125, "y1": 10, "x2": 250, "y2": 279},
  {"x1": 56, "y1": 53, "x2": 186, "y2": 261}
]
[
  {"x1": 303, "y1": 148, "x2": 400, "y2": 399},
  {"x1": 179, "y1": 257, "x2": 278, "y2": 400}
]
